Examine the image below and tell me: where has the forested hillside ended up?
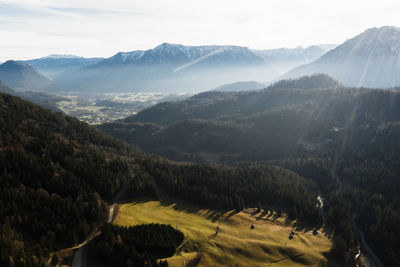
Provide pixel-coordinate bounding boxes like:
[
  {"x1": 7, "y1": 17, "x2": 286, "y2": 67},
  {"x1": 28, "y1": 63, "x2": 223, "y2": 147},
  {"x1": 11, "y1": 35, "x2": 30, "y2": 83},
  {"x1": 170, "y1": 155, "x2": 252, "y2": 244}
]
[
  {"x1": 99, "y1": 74, "x2": 400, "y2": 266},
  {"x1": 137, "y1": 156, "x2": 320, "y2": 223},
  {"x1": 0, "y1": 92, "x2": 141, "y2": 266},
  {"x1": 100, "y1": 75, "x2": 400, "y2": 165}
]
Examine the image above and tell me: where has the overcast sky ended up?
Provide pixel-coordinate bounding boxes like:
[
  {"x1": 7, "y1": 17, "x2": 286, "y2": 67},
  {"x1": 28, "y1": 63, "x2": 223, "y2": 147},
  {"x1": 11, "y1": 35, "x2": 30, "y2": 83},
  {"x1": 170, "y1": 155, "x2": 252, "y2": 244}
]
[{"x1": 0, "y1": 0, "x2": 399, "y2": 61}]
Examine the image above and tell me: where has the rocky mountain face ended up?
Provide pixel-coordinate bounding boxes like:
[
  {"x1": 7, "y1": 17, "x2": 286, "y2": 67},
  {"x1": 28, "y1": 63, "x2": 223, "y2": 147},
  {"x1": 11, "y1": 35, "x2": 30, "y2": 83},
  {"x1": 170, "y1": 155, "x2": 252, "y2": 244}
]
[
  {"x1": 282, "y1": 26, "x2": 400, "y2": 88},
  {"x1": 100, "y1": 43, "x2": 266, "y2": 67}
]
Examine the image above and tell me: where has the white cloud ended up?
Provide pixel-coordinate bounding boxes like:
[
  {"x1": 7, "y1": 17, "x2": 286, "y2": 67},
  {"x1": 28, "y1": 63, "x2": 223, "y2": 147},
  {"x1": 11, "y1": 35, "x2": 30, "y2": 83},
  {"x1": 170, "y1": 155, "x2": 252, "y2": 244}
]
[{"x1": 0, "y1": 0, "x2": 399, "y2": 61}]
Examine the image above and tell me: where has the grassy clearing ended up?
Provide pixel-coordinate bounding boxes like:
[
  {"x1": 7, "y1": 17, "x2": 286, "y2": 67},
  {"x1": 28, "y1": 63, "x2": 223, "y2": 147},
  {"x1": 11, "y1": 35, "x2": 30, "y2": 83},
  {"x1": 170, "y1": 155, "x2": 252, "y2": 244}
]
[{"x1": 114, "y1": 197, "x2": 332, "y2": 267}]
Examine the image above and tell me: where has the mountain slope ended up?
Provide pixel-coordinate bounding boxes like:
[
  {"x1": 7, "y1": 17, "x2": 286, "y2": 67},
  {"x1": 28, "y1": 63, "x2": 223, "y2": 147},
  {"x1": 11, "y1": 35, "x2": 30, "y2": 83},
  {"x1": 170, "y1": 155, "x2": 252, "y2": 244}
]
[
  {"x1": 253, "y1": 44, "x2": 335, "y2": 73},
  {"x1": 115, "y1": 74, "x2": 341, "y2": 126},
  {"x1": 0, "y1": 60, "x2": 52, "y2": 91},
  {"x1": 282, "y1": 26, "x2": 400, "y2": 88},
  {"x1": 212, "y1": 81, "x2": 266, "y2": 92},
  {"x1": 0, "y1": 80, "x2": 16, "y2": 94},
  {"x1": 0, "y1": 92, "x2": 144, "y2": 266},
  {"x1": 268, "y1": 74, "x2": 343, "y2": 90},
  {"x1": 0, "y1": 93, "x2": 189, "y2": 266},
  {"x1": 23, "y1": 55, "x2": 103, "y2": 77},
  {"x1": 0, "y1": 80, "x2": 67, "y2": 111},
  {"x1": 53, "y1": 43, "x2": 279, "y2": 94}
]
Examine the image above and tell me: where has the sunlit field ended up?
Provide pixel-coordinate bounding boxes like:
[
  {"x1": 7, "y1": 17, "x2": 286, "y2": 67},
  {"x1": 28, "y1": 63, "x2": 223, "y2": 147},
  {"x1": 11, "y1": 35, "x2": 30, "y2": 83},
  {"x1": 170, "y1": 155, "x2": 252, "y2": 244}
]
[{"x1": 114, "y1": 197, "x2": 333, "y2": 267}]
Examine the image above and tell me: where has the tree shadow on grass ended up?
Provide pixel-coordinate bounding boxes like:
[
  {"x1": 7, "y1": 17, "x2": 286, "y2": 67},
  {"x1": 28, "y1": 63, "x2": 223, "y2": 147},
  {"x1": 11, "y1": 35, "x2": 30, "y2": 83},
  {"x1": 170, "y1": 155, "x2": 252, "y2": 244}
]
[
  {"x1": 224, "y1": 209, "x2": 240, "y2": 221},
  {"x1": 123, "y1": 195, "x2": 235, "y2": 224},
  {"x1": 292, "y1": 221, "x2": 315, "y2": 233},
  {"x1": 283, "y1": 216, "x2": 295, "y2": 226},
  {"x1": 281, "y1": 216, "x2": 333, "y2": 238},
  {"x1": 265, "y1": 253, "x2": 305, "y2": 264},
  {"x1": 205, "y1": 210, "x2": 224, "y2": 222},
  {"x1": 156, "y1": 196, "x2": 205, "y2": 214}
]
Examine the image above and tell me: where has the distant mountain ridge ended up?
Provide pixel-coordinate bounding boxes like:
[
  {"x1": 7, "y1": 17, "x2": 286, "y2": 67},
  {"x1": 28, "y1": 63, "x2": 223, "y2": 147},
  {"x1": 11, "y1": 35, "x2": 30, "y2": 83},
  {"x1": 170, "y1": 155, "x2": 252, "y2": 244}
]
[
  {"x1": 23, "y1": 55, "x2": 104, "y2": 77},
  {"x1": 53, "y1": 43, "x2": 279, "y2": 93},
  {"x1": 43, "y1": 54, "x2": 82, "y2": 59},
  {"x1": 268, "y1": 74, "x2": 343, "y2": 90},
  {"x1": 282, "y1": 26, "x2": 400, "y2": 88},
  {"x1": 0, "y1": 60, "x2": 52, "y2": 91},
  {"x1": 253, "y1": 44, "x2": 336, "y2": 73},
  {"x1": 99, "y1": 43, "x2": 266, "y2": 67}
]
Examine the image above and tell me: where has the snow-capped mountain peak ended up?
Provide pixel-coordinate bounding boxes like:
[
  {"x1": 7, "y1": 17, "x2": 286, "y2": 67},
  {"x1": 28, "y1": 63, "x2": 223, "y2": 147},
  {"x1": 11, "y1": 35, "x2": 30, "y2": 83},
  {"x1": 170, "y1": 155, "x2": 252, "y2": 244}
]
[
  {"x1": 282, "y1": 26, "x2": 400, "y2": 88},
  {"x1": 100, "y1": 43, "x2": 267, "y2": 67}
]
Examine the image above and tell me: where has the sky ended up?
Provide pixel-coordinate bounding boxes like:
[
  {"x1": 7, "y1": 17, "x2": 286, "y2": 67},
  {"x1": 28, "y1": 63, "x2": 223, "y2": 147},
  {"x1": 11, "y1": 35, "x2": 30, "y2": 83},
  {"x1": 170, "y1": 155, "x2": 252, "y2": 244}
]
[{"x1": 0, "y1": 0, "x2": 400, "y2": 61}]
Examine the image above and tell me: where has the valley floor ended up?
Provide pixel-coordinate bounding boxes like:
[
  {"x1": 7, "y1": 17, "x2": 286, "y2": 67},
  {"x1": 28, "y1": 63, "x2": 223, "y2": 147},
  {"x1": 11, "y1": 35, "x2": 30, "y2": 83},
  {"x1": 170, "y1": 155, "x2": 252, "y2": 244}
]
[{"x1": 114, "y1": 197, "x2": 333, "y2": 267}]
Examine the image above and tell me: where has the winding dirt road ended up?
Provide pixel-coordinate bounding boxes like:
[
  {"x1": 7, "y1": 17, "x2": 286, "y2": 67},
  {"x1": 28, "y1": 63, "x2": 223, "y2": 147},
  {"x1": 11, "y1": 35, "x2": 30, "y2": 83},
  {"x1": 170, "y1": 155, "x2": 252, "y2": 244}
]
[
  {"x1": 70, "y1": 180, "x2": 129, "y2": 267},
  {"x1": 71, "y1": 203, "x2": 115, "y2": 267}
]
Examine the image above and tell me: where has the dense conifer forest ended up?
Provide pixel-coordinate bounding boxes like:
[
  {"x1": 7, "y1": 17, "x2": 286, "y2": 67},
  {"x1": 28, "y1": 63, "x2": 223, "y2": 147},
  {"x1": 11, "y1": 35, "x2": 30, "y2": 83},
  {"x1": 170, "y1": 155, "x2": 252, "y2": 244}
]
[
  {"x1": 0, "y1": 92, "x2": 138, "y2": 266},
  {"x1": 137, "y1": 157, "x2": 320, "y2": 224},
  {"x1": 88, "y1": 223, "x2": 183, "y2": 266}
]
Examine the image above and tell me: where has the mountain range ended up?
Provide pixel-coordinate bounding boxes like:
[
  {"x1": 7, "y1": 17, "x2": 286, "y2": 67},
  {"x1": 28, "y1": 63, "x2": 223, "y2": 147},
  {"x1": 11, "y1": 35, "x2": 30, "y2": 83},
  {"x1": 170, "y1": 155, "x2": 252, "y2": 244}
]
[
  {"x1": 1, "y1": 26, "x2": 399, "y2": 94},
  {"x1": 282, "y1": 26, "x2": 400, "y2": 88},
  {"x1": 99, "y1": 43, "x2": 265, "y2": 67},
  {"x1": 0, "y1": 43, "x2": 335, "y2": 94},
  {"x1": 52, "y1": 43, "x2": 279, "y2": 94}
]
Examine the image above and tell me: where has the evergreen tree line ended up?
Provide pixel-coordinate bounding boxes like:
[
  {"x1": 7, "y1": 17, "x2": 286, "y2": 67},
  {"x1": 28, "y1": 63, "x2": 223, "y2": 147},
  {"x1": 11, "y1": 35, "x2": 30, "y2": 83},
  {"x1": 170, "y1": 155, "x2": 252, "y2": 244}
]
[
  {"x1": 136, "y1": 157, "x2": 320, "y2": 224},
  {"x1": 88, "y1": 223, "x2": 184, "y2": 267}
]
